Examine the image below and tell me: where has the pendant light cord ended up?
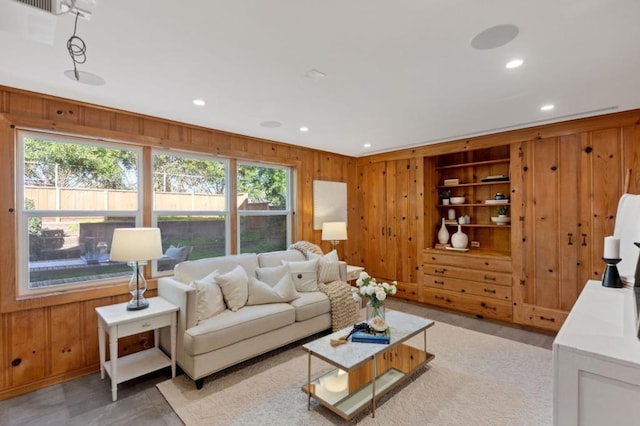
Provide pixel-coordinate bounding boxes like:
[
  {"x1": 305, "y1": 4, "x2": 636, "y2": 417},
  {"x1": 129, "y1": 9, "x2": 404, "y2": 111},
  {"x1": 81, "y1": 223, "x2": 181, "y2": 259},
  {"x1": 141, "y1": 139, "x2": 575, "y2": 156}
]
[{"x1": 66, "y1": 11, "x2": 87, "y2": 80}]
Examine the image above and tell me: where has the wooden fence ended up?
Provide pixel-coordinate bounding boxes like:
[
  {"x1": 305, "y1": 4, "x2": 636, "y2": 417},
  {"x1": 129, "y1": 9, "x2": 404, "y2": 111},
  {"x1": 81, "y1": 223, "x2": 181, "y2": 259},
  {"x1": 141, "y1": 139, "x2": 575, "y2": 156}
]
[{"x1": 24, "y1": 187, "x2": 247, "y2": 211}]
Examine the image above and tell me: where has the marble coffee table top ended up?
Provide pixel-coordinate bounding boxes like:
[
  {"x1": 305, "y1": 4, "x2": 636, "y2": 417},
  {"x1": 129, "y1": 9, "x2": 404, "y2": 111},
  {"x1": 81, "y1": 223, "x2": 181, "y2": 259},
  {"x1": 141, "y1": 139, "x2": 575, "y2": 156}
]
[{"x1": 302, "y1": 310, "x2": 434, "y2": 370}]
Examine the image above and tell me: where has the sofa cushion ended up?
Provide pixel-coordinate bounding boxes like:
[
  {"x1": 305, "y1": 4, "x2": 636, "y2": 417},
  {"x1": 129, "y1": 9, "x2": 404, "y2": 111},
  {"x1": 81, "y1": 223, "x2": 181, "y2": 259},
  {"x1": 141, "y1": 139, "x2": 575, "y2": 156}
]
[
  {"x1": 247, "y1": 274, "x2": 299, "y2": 305},
  {"x1": 282, "y1": 258, "x2": 319, "y2": 292},
  {"x1": 307, "y1": 249, "x2": 340, "y2": 283},
  {"x1": 257, "y1": 250, "x2": 305, "y2": 268},
  {"x1": 174, "y1": 253, "x2": 259, "y2": 284},
  {"x1": 216, "y1": 265, "x2": 249, "y2": 312},
  {"x1": 191, "y1": 270, "x2": 225, "y2": 323},
  {"x1": 184, "y1": 304, "x2": 295, "y2": 355},
  {"x1": 289, "y1": 291, "x2": 331, "y2": 322},
  {"x1": 255, "y1": 264, "x2": 289, "y2": 286}
]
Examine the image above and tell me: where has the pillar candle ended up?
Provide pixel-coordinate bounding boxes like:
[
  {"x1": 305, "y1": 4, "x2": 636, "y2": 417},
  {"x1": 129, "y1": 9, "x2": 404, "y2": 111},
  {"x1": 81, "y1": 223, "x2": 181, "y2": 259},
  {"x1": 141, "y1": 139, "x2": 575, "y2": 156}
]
[{"x1": 603, "y1": 236, "x2": 620, "y2": 259}]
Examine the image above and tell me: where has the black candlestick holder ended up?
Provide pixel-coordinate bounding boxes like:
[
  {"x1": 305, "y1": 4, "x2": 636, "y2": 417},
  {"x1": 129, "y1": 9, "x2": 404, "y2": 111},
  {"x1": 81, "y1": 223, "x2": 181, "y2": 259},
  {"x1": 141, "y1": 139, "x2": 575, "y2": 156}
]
[
  {"x1": 602, "y1": 257, "x2": 623, "y2": 288},
  {"x1": 634, "y1": 242, "x2": 640, "y2": 288}
]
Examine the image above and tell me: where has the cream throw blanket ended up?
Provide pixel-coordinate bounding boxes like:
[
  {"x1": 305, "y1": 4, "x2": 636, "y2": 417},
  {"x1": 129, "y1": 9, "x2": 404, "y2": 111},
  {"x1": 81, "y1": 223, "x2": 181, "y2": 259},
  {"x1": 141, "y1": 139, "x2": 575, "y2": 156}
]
[{"x1": 288, "y1": 241, "x2": 358, "y2": 331}]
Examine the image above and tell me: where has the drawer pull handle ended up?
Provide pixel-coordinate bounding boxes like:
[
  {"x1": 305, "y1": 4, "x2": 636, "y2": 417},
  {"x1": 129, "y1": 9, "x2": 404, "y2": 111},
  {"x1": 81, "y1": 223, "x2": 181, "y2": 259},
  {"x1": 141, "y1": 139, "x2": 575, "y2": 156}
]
[
  {"x1": 484, "y1": 275, "x2": 496, "y2": 281},
  {"x1": 568, "y1": 233, "x2": 573, "y2": 245},
  {"x1": 434, "y1": 280, "x2": 445, "y2": 285},
  {"x1": 141, "y1": 322, "x2": 152, "y2": 328},
  {"x1": 483, "y1": 288, "x2": 496, "y2": 294},
  {"x1": 581, "y1": 233, "x2": 587, "y2": 246},
  {"x1": 539, "y1": 316, "x2": 556, "y2": 322},
  {"x1": 434, "y1": 268, "x2": 446, "y2": 274},
  {"x1": 480, "y1": 302, "x2": 497, "y2": 311},
  {"x1": 434, "y1": 295, "x2": 445, "y2": 300}
]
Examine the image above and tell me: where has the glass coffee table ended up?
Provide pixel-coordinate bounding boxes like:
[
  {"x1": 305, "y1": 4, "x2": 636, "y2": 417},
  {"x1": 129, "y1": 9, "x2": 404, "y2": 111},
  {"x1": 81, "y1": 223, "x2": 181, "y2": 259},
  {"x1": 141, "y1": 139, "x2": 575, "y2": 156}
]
[{"x1": 302, "y1": 310, "x2": 435, "y2": 420}]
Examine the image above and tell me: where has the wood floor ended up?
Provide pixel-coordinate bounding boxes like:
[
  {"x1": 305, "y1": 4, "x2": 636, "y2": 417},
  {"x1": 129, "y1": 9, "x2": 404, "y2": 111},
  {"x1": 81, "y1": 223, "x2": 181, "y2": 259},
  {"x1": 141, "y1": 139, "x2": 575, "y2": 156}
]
[{"x1": 0, "y1": 299, "x2": 555, "y2": 426}]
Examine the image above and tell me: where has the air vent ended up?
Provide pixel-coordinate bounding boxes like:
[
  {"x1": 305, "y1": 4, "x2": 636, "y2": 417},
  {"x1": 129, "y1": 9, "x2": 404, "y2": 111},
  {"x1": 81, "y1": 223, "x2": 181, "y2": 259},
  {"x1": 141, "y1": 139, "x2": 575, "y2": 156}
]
[
  {"x1": 13, "y1": 0, "x2": 95, "y2": 19},
  {"x1": 15, "y1": 0, "x2": 57, "y2": 13}
]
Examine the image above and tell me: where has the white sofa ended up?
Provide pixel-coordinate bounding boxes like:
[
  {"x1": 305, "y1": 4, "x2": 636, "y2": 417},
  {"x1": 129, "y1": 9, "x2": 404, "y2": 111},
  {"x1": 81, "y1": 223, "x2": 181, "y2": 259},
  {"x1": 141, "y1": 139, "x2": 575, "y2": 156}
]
[{"x1": 158, "y1": 249, "x2": 347, "y2": 388}]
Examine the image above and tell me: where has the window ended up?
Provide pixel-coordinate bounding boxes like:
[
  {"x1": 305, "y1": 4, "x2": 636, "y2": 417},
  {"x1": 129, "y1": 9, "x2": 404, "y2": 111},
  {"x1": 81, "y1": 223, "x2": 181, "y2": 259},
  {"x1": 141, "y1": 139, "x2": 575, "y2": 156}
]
[
  {"x1": 237, "y1": 163, "x2": 292, "y2": 253},
  {"x1": 17, "y1": 131, "x2": 141, "y2": 295},
  {"x1": 152, "y1": 151, "x2": 228, "y2": 273},
  {"x1": 15, "y1": 131, "x2": 294, "y2": 297}
]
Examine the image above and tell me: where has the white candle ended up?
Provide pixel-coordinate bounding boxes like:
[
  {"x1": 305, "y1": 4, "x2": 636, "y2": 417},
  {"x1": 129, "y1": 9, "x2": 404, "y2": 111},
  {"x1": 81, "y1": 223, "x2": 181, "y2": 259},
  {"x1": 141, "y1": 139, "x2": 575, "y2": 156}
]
[{"x1": 603, "y1": 236, "x2": 620, "y2": 259}]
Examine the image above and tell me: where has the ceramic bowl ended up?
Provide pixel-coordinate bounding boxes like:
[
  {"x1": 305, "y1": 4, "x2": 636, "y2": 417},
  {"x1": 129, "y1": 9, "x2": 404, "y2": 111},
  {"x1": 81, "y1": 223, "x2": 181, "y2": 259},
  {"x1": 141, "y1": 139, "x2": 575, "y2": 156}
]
[
  {"x1": 491, "y1": 216, "x2": 511, "y2": 225},
  {"x1": 450, "y1": 196, "x2": 466, "y2": 204}
]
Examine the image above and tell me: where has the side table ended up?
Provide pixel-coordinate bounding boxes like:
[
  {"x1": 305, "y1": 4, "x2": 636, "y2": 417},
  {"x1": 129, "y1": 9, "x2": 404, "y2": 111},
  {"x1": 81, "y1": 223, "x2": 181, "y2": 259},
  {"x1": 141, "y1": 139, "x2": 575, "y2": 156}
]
[
  {"x1": 346, "y1": 265, "x2": 365, "y2": 282},
  {"x1": 96, "y1": 296, "x2": 178, "y2": 401}
]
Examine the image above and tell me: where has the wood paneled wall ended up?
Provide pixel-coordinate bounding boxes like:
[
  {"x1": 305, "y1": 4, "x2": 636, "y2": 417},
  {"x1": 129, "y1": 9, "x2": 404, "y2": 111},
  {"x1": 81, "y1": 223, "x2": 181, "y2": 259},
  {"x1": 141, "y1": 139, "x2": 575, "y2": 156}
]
[
  {"x1": 2, "y1": 83, "x2": 640, "y2": 400},
  {"x1": 0, "y1": 86, "x2": 355, "y2": 399}
]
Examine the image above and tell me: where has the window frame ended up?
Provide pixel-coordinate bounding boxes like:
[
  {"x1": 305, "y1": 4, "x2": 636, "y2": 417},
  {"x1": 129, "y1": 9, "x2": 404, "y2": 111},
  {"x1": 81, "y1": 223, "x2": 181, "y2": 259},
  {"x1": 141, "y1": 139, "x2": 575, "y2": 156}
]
[
  {"x1": 151, "y1": 149, "x2": 230, "y2": 276},
  {"x1": 236, "y1": 161, "x2": 293, "y2": 253},
  {"x1": 16, "y1": 130, "x2": 143, "y2": 297}
]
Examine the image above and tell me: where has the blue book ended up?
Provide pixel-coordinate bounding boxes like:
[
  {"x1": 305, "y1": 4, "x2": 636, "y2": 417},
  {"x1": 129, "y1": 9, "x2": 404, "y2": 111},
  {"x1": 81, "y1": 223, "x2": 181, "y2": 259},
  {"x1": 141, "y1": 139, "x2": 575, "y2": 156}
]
[{"x1": 351, "y1": 330, "x2": 390, "y2": 344}]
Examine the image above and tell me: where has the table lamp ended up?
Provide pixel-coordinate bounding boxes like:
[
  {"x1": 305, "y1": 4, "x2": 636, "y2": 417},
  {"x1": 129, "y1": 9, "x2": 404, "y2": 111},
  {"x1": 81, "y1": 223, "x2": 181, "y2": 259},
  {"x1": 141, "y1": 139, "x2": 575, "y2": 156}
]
[
  {"x1": 110, "y1": 228, "x2": 163, "y2": 310},
  {"x1": 322, "y1": 222, "x2": 347, "y2": 251}
]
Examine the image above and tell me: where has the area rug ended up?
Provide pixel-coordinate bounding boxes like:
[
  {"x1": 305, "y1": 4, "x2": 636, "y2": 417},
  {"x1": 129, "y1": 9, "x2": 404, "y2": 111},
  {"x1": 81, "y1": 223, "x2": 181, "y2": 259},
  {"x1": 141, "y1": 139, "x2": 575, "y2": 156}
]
[{"x1": 157, "y1": 322, "x2": 552, "y2": 425}]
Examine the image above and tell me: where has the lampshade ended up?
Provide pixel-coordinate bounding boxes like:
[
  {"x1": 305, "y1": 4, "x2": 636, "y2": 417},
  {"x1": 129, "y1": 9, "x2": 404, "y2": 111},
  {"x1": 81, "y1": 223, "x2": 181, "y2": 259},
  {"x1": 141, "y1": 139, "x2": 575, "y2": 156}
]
[
  {"x1": 322, "y1": 222, "x2": 347, "y2": 241},
  {"x1": 110, "y1": 228, "x2": 163, "y2": 262}
]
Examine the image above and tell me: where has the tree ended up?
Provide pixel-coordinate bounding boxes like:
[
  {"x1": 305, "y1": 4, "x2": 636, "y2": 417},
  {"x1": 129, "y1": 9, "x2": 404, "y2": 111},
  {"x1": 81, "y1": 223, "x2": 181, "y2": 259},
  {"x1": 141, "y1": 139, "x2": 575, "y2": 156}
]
[
  {"x1": 24, "y1": 138, "x2": 137, "y2": 189},
  {"x1": 153, "y1": 154, "x2": 225, "y2": 194},
  {"x1": 238, "y1": 165, "x2": 287, "y2": 208}
]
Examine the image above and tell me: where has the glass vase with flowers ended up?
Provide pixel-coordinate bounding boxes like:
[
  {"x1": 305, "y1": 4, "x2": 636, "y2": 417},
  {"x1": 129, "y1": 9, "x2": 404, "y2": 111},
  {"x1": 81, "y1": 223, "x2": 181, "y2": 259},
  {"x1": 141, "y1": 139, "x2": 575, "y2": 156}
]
[{"x1": 354, "y1": 271, "x2": 397, "y2": 332}]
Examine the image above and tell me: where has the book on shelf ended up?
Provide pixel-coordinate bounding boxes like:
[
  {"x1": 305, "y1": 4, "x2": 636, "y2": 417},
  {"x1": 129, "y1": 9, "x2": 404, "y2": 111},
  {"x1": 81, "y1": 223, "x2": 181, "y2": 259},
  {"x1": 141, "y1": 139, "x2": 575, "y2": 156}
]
[
  {"x1": 480, "y1": 175, "x2": 509, "y2": 182},
  {"x1": 435, "y1": 243, "x2": 452, "y2": 249},
  {"x1": 352, "y1": 329, "x2": 391, "y2": 344},
  {"x1": 484, "y1": 199, "x2": 509, "y2": 204}
]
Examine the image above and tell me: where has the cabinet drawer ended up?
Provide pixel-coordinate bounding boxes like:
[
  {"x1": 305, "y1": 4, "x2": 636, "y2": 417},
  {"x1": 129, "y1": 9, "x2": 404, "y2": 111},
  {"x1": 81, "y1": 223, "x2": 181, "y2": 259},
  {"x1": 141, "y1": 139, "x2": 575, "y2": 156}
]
[
  {"x1": 117, "y1": 314, "x2": 171, "y2": 338},
  {"x1": 419, "y1": 286, "x2": 513, "y2": 321},
  {"x1": 393, "y1": 282, "x2": 418, "y2": 301},
  {"x1": 423, "y1": 264, "x2": 512, "y2": 287},
  {"x1": 422, "y1": 274, "x2": 512, "y2": 301},
  {"x1": 513, "y1": 303, "x2": 567, "y2": 332},
  {"x1": 423, "y1": 250, "x2": 511, "y2": 272}
]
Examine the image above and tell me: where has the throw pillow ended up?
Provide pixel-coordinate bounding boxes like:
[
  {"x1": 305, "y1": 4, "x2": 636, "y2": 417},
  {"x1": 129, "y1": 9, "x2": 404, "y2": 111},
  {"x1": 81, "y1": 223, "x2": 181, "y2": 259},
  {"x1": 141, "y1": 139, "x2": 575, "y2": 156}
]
[
  {"x1": 282, "y1": 258, "x2": 319, "y2": 292},
  {"x1": 190, "y1": 270, "x2": 225, "y2": 323},
  {"x1": 216, "y1": 265, "x2": 249, "y2": 311},
  {"x1": 246, "y1": 274, "x2": 299, "y2": 305},
  {"x1": 307, "y1": 249, "x2": 340, "y2": 283},
  {"x1": 255, "y1": 264, "x2": 289, "y2": 287}
]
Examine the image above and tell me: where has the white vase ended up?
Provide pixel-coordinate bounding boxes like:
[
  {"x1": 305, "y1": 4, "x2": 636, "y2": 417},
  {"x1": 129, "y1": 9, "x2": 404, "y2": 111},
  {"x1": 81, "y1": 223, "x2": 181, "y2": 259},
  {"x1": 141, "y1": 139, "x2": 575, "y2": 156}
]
[
  {"x1": 451, "y1": 225, "x2": 468, "y2": 249},
  {"x1": 437, "y1": 218, "x2": 450, "y2": 244}
]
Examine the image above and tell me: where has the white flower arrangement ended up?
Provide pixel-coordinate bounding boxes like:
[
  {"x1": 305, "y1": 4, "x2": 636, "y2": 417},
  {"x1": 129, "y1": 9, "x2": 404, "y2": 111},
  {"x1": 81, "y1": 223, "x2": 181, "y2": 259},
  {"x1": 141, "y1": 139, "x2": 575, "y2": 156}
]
[{"x1": 354, "y1": 271, "x2": 397, "y2": 309}]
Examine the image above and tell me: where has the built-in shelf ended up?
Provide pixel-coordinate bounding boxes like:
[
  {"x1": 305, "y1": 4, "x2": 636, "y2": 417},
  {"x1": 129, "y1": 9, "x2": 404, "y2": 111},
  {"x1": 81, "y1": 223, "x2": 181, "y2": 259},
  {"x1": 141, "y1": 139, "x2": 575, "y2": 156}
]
[
  {"x1": 442, "y1": 223, "x2": 510, "y2": 228},
  {"x1": 434, "y1": 146, "x2": 511, "y2": 254},
  {"x1": 439, "y1": 181, "x2": 510, "y2": 189},
  {"x1": 439, "y1": 203, "x2": 511, "y2": 208},
  {"x1": 436, "y1": 158, "x2": 510, "y2": 170}
]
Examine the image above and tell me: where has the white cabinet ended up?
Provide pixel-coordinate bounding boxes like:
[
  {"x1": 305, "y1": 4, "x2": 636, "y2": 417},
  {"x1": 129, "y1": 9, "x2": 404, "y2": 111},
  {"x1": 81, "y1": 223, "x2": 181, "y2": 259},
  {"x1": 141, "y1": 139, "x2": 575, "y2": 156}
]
[{"x1": 553, "y1": 281, "x2": 640, "y2": 425}]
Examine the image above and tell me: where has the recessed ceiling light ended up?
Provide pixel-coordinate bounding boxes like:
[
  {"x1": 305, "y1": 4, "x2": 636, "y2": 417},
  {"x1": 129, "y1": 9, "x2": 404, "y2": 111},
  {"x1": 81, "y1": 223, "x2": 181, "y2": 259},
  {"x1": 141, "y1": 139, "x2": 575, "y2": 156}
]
[
  {"x1": 505, "y1": 58, "x2": 524, "y2": 69},
  {"x1": 540, "y1": 104, "x2": 555, "y2": 111},
  {"x1": 192, "y1": 99, "x2": 206, "y2": 106},
  {"x1": 299, "y1": 126, "x2": 309, "y2": 132},
  {"x1": 260, "y1": 120, "x2": 282, "y2": 128},
  {"x1": 363, "y1": 143, "x2": 372, "y2": 148}
]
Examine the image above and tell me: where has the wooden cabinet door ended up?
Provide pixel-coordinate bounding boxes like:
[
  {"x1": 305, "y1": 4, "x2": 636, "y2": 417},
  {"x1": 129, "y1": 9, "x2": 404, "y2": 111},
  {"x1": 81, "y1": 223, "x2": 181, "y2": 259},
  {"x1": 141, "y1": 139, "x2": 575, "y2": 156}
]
[
  {"x1": 359, "y1": 159, "x2": 420, "y2": 283},
  {"x1": 359, "y1": 161, "x2": 388, "y2": 279},
  {"x1": 513, "y1": 131, "x2": 622, "y2": 330}
]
